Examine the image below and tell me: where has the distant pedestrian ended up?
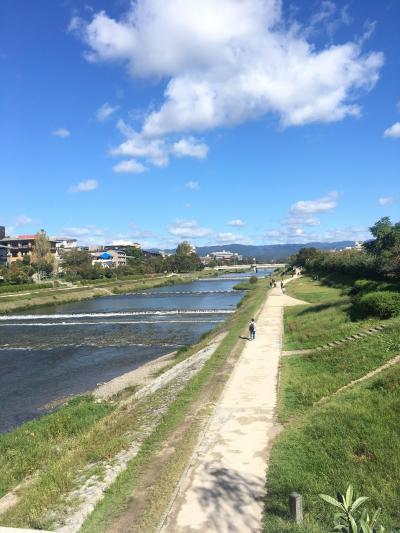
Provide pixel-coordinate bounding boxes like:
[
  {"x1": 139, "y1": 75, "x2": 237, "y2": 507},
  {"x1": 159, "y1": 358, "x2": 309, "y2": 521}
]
[
  {"x1": 280, "y1": 280, "x2": 284, "y2": 289},
  {"x1": 249, "y1": 318, "x2": 256, "y2": 340}
]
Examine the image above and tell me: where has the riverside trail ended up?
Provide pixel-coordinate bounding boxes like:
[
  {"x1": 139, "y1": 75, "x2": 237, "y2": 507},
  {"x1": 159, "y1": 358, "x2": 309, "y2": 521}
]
[{"x1": 158, "y1": 279, "x2": 307, "y2": 532}]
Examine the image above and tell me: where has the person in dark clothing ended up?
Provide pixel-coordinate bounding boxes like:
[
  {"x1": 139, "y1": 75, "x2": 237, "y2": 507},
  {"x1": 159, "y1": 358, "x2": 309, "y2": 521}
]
[{"x1": 249, "y1": 318, "x2": 256, "y2": 340}]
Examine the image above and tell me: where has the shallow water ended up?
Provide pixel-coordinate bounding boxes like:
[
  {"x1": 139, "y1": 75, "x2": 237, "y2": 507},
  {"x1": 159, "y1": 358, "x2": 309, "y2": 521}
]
[{"x1": 0, "y1": 270, "x2": 270, "y2": 432}]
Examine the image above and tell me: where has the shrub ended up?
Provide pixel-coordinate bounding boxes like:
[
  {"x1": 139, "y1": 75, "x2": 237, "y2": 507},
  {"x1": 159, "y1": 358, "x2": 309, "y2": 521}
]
[
  {"x1": 249, "y1": 276, "x2": 258, "y2": 284},
  {"x1": 352, "y1": 279, "x2": 380, "y2": 294},
  {"x1": 355, "y1": 291, "x2": 400, "y2": 319}
]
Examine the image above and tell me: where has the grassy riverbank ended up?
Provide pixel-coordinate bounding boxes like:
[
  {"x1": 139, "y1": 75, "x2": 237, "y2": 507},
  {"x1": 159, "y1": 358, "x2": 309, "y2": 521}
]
[
  {"x1": 284, "y1": 276, "x2": 380, "y2": 350},
  {"x1": 264, "y1": 275, "x2": 400, "y2": 532},
  {"x1": 0, "y1": 276, "x2": 268, "y2": 530}
]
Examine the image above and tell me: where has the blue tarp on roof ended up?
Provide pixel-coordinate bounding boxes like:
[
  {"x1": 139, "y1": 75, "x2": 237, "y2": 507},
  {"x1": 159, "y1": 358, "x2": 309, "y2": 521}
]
[{"x1": 99, "y1": 252, "x2": 112, "y2": 259}]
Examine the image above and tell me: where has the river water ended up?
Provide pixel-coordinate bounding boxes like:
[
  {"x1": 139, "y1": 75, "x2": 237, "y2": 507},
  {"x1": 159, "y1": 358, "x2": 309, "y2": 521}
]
[{"x1": 0, "y1": 271, "x2": 270, "y2": 433}]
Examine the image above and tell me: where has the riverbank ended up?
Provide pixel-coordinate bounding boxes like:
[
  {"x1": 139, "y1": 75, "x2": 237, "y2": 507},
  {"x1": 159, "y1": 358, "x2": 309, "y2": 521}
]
[
  {"x1": 0, "y1": 270, "x2": 223, "y2": 314},
  {"x1": 0, "y1": 275, "x2": 269, "y2": 531}
]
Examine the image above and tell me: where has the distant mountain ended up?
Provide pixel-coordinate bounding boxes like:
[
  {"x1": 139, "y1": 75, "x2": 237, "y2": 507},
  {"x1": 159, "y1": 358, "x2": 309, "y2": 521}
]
[{"x1": 159, "y1": 241, "x2": 355, "y2": 262}]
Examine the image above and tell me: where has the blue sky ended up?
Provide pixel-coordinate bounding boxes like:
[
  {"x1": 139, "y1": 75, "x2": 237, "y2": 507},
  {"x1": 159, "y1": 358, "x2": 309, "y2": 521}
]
[{"x1": 0, "y1": 0, "x2": 399, "y2": 249}]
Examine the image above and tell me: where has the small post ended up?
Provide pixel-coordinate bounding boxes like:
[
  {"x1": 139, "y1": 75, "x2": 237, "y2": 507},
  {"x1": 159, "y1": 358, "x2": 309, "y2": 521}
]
[{"x1": 289, "y1": 492, "x2": 303, "y2": 523}]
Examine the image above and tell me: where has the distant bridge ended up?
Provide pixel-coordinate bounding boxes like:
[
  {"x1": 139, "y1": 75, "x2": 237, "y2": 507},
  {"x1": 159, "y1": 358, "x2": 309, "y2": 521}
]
[{"x1": 210, "y1": 263, "x2": 286, "y2": 271}]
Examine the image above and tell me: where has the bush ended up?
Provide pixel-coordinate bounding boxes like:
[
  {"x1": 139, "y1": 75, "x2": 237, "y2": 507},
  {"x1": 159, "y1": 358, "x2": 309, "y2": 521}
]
[
  {"x1": 352, "y1": 279, "x2": 380, "y2": 294},
  {"x1": 249, "y1": 276, "x2": 258, "y2": 284},
  {"x1": 355, "y1": 291, "x2": 400, "y2": 319}
]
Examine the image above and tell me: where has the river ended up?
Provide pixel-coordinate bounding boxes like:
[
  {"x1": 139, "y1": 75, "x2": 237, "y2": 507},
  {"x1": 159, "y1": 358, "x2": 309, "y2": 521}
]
[{"x1": 0, "y1": 271, "x2": 271, "y2": 433}]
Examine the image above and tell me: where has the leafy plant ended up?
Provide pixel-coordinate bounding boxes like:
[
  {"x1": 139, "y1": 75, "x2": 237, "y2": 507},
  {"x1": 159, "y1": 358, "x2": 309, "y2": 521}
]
[
  {"x1": 320, "y1": 485, "x2": 385, "y2": 532},
  {"x1": 355, "y1": 291, "x2": 400, "y2": 319}
]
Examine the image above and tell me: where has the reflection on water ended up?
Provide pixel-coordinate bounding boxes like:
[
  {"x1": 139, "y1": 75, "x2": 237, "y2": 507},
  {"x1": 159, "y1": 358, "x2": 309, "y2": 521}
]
[{"x1": 0, "y1": 270, "x2": 271, "y2": 432}]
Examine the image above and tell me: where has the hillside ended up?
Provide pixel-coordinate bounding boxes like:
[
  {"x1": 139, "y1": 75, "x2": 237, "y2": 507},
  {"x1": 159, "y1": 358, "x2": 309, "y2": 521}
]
[{"x1": 162, "y1": 242, "x2": 355, "y2": 261}]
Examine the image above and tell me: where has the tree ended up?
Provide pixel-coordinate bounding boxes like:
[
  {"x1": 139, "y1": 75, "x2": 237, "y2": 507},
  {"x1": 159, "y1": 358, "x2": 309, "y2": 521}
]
[
  {"x1": 176, "y1": 241, "x2": 194, "y2": 256},
  {"x1": 32, "y1": 230, "x2": 54, "y2": 279},
  {"x1": 4, "y1": 260, "x2": 33, "y2": 284},
  {"x1": 364, "y1": 217, "x2": 400, "y2": 277},
  {"x1": 60, "y1": 249, "x2": 93, "y2": 279},
  {"x1": 126, "y1": 246, "x2": 143, "y2": 260},
  {"x1": 290, "y1": 247, "x2": 319, "y2": 268}
]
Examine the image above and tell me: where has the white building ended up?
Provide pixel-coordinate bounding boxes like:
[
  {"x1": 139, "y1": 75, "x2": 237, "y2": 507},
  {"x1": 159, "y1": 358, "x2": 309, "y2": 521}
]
[{"x1": 202, "y1": 250, "x2": 243, "y2": 264}]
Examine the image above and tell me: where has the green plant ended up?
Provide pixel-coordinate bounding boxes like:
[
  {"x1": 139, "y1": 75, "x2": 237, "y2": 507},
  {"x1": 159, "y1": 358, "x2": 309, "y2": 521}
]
[
  {"x1": 355, "y1": 291, "x2": 400, "y2": 319},
  {"x1": 320, "y1": 485, "x2": 385, "y2": 532},
  {"x1": 249, "y1": 276, "x2": 258, "y2": 284}
]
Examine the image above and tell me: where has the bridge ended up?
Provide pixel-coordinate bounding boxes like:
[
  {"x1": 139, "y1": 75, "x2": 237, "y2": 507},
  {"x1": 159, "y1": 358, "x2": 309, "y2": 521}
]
[{"x1": 208, "y1": 263, "x2": 286, "y2": 271}]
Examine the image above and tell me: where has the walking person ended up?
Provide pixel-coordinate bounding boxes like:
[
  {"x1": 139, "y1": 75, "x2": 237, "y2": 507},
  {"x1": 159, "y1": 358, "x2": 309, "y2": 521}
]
[{"x1": 249, "y1": 318, "x2": 256, "y2": 341}]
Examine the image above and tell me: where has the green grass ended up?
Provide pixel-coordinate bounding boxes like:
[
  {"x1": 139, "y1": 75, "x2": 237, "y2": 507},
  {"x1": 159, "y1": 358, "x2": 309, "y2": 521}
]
[
  {"x1": 0, "y1": 283, "x2": 54, "y2": 294},
  {"x1": 278, "y1": 319, "x2": 400, "y2": 421},
  {"x1": 264, "y1": 364, "x2": 400, "y2": 532},
  {"x1": 265, "y1": 274, "x2": 400, "y2": 532},
  {"x1": 0, "y1": 396, "x2": 113, "y2": 498},
  {"x1": 233, "y1": 280, "x2": 258, "y2": 290},
  {"x1": 284, "y1": 277, "x2": 380, "y2": 350}
]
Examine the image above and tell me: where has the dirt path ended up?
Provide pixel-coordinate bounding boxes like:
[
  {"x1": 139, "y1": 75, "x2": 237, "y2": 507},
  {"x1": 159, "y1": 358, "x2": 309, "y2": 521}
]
[{"x1": 159, "y1": 281, "x2": 306, "y2": 533}]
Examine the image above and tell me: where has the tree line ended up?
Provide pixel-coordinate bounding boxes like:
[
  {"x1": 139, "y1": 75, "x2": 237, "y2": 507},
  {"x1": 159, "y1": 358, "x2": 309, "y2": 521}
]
[
  {"x1": 0, "y1": 236, "x2": 205, "y2": 284},
  {"x1": 289, "y1": 217, "x2": 400, "y2": 280}
]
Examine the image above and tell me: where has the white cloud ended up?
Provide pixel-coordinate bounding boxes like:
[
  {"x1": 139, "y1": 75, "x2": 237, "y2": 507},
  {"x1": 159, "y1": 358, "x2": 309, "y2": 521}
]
[
  {"x1": 113, "y1": 159, "x2": 148, "y2": 173},
  {"x1": 384, "y1": 122, "x2": 400, "y2": 139},
  {"x1": 111, "y1": 122, "x2": 169, "y2": 166},
  {"x1": 286, "y1": 216, "x2": 321, "y2": 227},
  {"x1": 69, "y1": 179, "x2": 98, "y2": 193},
  {"x1": 96, "y1": 102, "x2": 119, "y2": 121},
  {"x1": 290, "y1": 191, "x2": 338, "y2": 215},
  {"x1": 265, "y1": 225, "x2": 369, "y2": 244},
  {"x1": 52, "y1": 128, "x2": 70, "y2": 138},
  {"x1": 110, "y1": 120, "x2": 208, "y2": 167},
  {"x1": 378, "y1": 196, "x2": 394, "y2": 206},
  {"x1": 213, "y1": 232, "x2": 251, "y2": 244},
  {"x1": 227, "y1": 219, "x2": 245, "y2": 227},
  {"x1": 129, "y1": 223, "x2": 158, "y2": 239},
  {"x1": 62, "y1": 225, "x2": 105, "y2": 237},
  {"x1": 167, "y1": 219, "x2": 212, "y2": 238},
  {"x1": 266, "y1": 191, "x2": 340, "y2": 243},
  {"x1": 71, "y1": 0, "x2": 383, "y2": 140},
  {"x1": 185, "y1": 180, "x2": 200, "y2": 190},
  {"x1": 172, "y1": 137, "x2": 208, "y2": 159},
  {"x1": 15, "y1": 215, "x2": 33, "y2": 226}
]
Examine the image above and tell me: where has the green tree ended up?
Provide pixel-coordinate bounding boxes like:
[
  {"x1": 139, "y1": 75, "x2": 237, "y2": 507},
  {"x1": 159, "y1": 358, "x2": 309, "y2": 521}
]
[
  {"x1": 4, "y1": 261, "x2": 32, "y2": 284},
  {"x1": 364, "y1": 217, "x2": 400, "y2": 277},
  {"x1": 176, "y1": 241, "x2": 193, "y2": 256},
  {"x1": 60, "y1": 249, "x2": 94, "y2": 279},
  {"x1": 32, "y1": 230, "x2": 54, "y2": 279}
]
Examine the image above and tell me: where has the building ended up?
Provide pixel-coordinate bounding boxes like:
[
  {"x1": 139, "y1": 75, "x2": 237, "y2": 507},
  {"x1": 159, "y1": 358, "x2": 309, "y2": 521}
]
[
  {"x1": 340, "y1": 241, "x2": 364, "y2": 252},
  {"x1": 92, "y1": 249, "x2": 127, "y2": 268},
  {"x1": 0, "y1": 232, "x2": 57, "y2": 265},
  {"x1": 201, "y1": 250, "x2": 243, "y2": 265},
  {"x1": 52, "y1": 237, "x2": 78, "y2": 272},
  {"x1": 53, "y1": 237, "x2": 78, "y2": 251},
  {"x1": 0, "y1": 245, "x2": 8, "y2": 267},
  {"x1": 111, "y1": 240, "x2": 141, "y2": 249}
]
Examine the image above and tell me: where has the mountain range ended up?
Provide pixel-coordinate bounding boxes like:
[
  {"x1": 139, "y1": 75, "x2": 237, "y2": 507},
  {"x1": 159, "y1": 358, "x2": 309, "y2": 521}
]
[{"x1": 161, "y1": 241, "x2": 355, "y2": 261}]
